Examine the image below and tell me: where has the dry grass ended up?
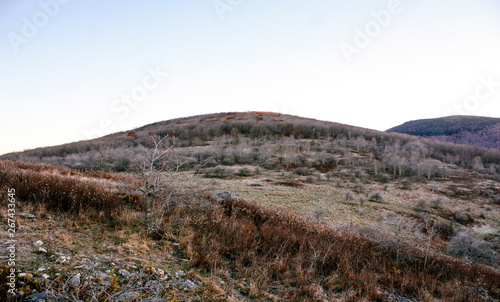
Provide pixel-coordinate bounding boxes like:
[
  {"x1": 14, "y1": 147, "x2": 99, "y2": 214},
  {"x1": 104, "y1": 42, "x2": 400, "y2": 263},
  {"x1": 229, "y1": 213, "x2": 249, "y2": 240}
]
[
  {"x1": 164, "y1": 192, "x2": 500, "y2": 301},
  {"x1": 0, "y1": 160, "x2": 122, "y2": 219}
]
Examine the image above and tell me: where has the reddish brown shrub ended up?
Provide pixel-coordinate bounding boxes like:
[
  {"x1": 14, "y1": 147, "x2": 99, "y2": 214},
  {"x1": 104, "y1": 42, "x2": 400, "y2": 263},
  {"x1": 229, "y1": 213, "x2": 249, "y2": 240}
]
[
  {"x1": 164, "y1": 193, "x2": 500, "y2": 300},
  {"x1": 0, "y1": 161, "x2": 121, "y2": 218}
]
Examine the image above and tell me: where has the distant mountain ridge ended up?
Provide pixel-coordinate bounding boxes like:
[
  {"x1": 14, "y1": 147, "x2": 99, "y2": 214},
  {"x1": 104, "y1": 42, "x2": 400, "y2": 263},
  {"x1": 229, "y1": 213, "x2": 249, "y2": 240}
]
[{"x1": 387, "y1": 116, "x2": 500, "y2": 150}]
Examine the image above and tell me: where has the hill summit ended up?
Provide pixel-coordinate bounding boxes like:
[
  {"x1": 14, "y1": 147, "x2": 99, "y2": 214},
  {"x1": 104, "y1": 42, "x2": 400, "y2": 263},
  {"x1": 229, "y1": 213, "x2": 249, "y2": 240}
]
[{"x1": 387, "y1": 115, "x2": 500, "y2": 150}]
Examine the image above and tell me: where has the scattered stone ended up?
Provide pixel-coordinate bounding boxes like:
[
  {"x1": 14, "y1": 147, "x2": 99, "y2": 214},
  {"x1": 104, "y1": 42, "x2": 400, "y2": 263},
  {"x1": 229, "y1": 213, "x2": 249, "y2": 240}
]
[
  {"x1": 468, "y1": 287, "x2": 490, "y2": 299},
  {"x1": 95, "y1": 271, "x2": 112, "y2": 280},
  {"x1": 21, "y1": 213, "x2": 36, "y2": 219},
  {"x1": 37, "y1": 267, "x2": 49, "y2": 272},
  {"x1": 183, "y1": 279, "x2": 198, "y2": 290},
  {"x1": 113, "y1": 291, "x2": 140, "y2": 302},
  {"x1": 37, "y1": 247, "x2": 48, "y2": 254},
  {"x1": 56, "y1": 255, "x2": 71, "y2": 264},
  {"x1": 41, "y1": 274, "x2": 49, "y2": 279},
  {"x1": 175, "y1": 270, "x2": 186, "y2": 278},
  {"x1": 145, "y1": 280, "x2": 160, "y2": 288},
  {"x1": 34, "y1": 240, "x2": 44, "y2": 247},
  {"x1": 118, "y1": 268, "x2": 131, "y2": 278},
  {"x1": 67, "y1": 273, "x2": 81, "y2": 288},
  {"x1": 211, "y1": 191, "x2": 239, "y2": 202},
  {"x1": 24, "y1": 290, "x2": 68, "y2": 302}
]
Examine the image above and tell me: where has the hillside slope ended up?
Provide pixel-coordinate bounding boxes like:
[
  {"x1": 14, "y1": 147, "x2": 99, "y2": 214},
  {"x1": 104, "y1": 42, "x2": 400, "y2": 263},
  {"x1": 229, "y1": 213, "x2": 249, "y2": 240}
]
[
  {"x1": 2, "y1": 112, "x2": 500, "y2": 301},
  {"x1": 387, "y1": 116, "x2": 500, "y2": 150}
]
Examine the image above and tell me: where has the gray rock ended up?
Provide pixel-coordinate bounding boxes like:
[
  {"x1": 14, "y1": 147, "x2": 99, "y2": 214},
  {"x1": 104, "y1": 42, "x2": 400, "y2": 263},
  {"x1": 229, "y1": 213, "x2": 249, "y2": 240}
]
[
  {"x1": 118, "y1": 268, "x2": 131, "y2": 278},
  {"x1": 183, "y1": 279, "x2": 198, "y2": 290},
  {"x1": 140, "y1": 298, "x2": 164, "y2": 302},
  {"x1": 22, "y1": 213, "x2": 36, "y2": 219},
  {"x1": 37, "y1": 247, "x2": 48, "y2": 254},
  {"x1": 55, "y1": 255, "x2": 71, "y2": 264},
  {"x1": 211, "y1": 191, "x2": 239, "y2": 202},
  {"x1": 113, "y1": 291, "x2": 140, "y2": 302},
  {"x1": 145, "y1": 280, "x2": 160, "y2": 288},
  {"x1": 67, "y1": 273, "x2": 80, "y2": 288},
  {"x1": 175, "y1": 270, "x2": 186, "y2": 278},
  {"x1": 24, "y1": 291, "x2": 68, "y2": 302},
  {"x1": 34, "y1": 240, "x2": 44, "y2": 247},
  {"x1": 95, "y1": 271, "x2": 112, "y2": 280},
  {"x1": 468, "y1": 287, "x2": 490, "y2": 299}
]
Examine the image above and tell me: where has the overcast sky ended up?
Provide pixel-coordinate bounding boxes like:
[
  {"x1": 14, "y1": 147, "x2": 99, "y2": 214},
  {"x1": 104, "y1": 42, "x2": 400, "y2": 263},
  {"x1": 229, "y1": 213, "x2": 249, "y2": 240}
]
[{"x1": 1, "y1": 0, "x2": 500, "y2": 155}]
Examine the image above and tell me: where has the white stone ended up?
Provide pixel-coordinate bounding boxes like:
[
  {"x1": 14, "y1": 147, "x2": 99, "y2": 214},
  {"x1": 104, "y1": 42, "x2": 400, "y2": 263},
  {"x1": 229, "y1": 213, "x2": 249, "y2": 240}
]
[
  {"x1": 118, "y1": 269, "x2": 131, "y2": 278},
  {"x1": 175, "y1": 270, "x2": 186, "y2": 278}
]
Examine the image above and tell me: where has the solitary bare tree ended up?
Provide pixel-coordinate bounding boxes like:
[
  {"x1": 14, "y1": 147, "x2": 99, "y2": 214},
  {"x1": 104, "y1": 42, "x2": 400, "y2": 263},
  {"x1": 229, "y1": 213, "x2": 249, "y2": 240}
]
[{"x1": 121, "y1": 134, "x2": 186, "y2": 237}]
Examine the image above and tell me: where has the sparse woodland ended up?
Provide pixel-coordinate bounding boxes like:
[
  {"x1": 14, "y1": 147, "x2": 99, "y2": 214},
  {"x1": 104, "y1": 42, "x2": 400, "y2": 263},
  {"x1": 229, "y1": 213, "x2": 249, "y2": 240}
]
[{"x1": 1, "y1": 112, "x2": 499, "y2": 301}]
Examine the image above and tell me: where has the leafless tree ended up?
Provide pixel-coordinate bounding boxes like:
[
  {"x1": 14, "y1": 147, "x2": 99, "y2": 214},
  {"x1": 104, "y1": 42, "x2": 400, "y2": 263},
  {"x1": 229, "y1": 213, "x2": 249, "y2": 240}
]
[{"x1": 120, "y1": 134, "x2": 189, "y2": 237}]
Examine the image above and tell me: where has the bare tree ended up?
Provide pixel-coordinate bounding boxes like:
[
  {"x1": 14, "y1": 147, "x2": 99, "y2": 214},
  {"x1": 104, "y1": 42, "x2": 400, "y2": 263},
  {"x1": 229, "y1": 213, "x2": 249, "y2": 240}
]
[
  {"x1": 120, "y1": 134, "x2": 187, "y2": 237},
  {"x1": 423, "y1": 219, "x2": 437, "y2": 272}
]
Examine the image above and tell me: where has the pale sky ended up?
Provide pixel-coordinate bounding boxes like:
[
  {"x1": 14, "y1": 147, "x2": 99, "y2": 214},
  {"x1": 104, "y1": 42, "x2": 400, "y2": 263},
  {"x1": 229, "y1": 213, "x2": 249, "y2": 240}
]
[{"x1": 1, "y1": 0, "x2": 500, "y2": 155}]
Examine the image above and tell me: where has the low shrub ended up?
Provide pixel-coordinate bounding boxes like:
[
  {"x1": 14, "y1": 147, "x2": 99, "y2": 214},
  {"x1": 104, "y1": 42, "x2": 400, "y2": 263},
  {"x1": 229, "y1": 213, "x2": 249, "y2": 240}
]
[
  {"x1": 433, "y1": 221, "x2": 455, "y2": 240},
  {"x1": 447, "y1": 230, "x2": 499, "y2": 267},
  {"x1": 294, "y1": 167, "x2": 315, "y2": 176},
  {"x1": 368, "y1": 192, "x2": 383, "y2": 203},
  {"x1": 236, "y1": 167, "x2": 253, "y2": 177},
  {"x1": 203, "y1": 166, "x2": 233, "y2": 179},
  {"x1": 453, "y1": 211, "x2": 475, "y2": 225}
]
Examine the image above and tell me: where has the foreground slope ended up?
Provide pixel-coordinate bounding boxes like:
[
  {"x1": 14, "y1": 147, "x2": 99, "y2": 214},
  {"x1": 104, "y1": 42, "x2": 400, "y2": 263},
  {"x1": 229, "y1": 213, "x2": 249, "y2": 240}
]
[{"x1": 1, "y1": 160, "x2": 499, "y2": 301}]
